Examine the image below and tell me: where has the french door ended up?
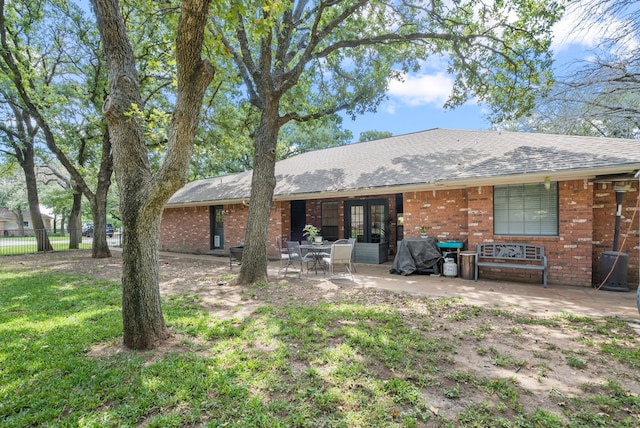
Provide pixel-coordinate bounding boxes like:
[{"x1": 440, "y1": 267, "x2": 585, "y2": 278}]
[{"x1": 344, "y1": 199, "x2": 388, "y2": 243}]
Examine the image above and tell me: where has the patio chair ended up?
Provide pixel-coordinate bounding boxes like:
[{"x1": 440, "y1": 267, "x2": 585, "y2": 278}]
[
  {"x1": 276, "y1": 236, "x2": 290, "y2": 272},
  {"x1": 315, "y1": 238, "x2": 344, "y2": 259},
  {"x1": 284, "y1": 241, "x2": 313, "y2": 278},
  {"x1": 327, "y1": 239, "x2": 348, "y2": 260},
  {"x1": 347, "y1": 237, "x2": 357, "y2": 273},
  {"x1": 322, "y1": 242, "x2": 354, "y2": 279}
]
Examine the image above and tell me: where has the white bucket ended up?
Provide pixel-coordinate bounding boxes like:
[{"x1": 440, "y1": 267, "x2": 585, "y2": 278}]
[{"x1": 443, "y1": 259, "x2": 457, "y2": 277}]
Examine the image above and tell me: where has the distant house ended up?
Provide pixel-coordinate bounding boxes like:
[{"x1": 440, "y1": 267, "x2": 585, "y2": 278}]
[
  {"x1": 0, "y1": 208, "x2": 54, "y2": 237},
  {"x1": 160, "y1": 128, "x2": 640, "y2": 288}
]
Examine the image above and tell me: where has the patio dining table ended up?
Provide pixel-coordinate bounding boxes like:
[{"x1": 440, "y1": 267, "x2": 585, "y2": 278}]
[{"x1": 300, "y1": 243, "x2": 332, "y2": 275}]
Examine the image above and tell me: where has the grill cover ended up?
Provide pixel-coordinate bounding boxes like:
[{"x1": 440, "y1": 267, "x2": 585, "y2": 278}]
[{"x1": 390, "y1": 237, "x2": 442, "y2": 275}]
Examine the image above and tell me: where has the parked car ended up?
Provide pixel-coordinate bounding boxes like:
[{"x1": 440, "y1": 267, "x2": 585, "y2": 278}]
[
  {"x1": 81, "y1": 223, "x2": 93, "y2": 236},
  {"x1": 82, "y1": 223, "x2": 114, "y2": 238}
]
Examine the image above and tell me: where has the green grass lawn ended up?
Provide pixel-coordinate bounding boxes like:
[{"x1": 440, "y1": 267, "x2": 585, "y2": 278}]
[{"x1": 1, "y1": 261, "x2": 639, "y2": 427}]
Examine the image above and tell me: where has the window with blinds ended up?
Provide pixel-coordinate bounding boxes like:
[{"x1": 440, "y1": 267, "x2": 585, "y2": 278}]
[{"x1": 494, "y1": 182, "x2": 558, "y2": 236}]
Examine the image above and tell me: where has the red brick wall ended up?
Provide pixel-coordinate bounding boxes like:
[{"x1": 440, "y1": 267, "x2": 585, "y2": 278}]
[
  {"x1": 554, "y1": 180, "x2": 594, "y2": 286},
  {"x1": 222, "y1": 203, "x2": 249, "y2": 249},
  {"x1": 160, "y1": 206, "x2": 210, "y2": 253},
  {"x1": 161, "y1": 202, "x2": 289, "y2": 259},
  {"x1": 160, "y1": 203, "x2": 249, "y2": 254},
  {"x1": 467, "y1": 185, "x2": 493, "y2": 249},
  {"x1": 465, "y1": 179, "x2": 640, "y2": 287},
  {"x1": 467, "y1": 181, "x2": 596, "y2": 286},
  {"x1": 404, "y1": 189, "x2": 469, "y2": 242}
]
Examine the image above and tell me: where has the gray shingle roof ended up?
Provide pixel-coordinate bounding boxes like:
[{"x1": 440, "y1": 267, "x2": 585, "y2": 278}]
[{"x1": 168, "y1": 128, "x2": 640, "y2": 206}]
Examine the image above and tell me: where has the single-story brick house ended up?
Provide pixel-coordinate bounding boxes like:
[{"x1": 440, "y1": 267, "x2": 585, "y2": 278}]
[{"x1": 161, "y1": 128, "x2": 640, "y2": 288}]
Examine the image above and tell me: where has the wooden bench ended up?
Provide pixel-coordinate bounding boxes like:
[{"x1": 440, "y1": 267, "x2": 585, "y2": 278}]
[
  {"x1": 229, "y1": 246, "x2": 244, "y2": 269},
  {"x1": 475, "y1": 243, "x2": 547, "y2": 287}
]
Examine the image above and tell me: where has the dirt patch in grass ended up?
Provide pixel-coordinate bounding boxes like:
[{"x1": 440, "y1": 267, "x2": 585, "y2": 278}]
[{"x1": 10, "y1": 250, "x2": 640, "y2": 424}]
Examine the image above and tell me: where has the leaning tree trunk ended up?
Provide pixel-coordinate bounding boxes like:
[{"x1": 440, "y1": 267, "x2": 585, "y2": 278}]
[
  {"x1": 92, "y1": 0, "x2": 213, "y2": 349},
  {"x1": 237, "y1": 106, "x2": 280, "y2": 284}
]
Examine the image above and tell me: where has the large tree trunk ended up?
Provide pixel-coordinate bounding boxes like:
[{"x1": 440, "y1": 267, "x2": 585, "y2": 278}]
[
  {"x1": 92, "y1": 0, "x2": 213, "y2": 350},
  {"x1": 121, "y1": 211, "x2": 169, "y2": 349},
  {"x1": 90, "y1": 131, "x2": 113, "y2": 258},
  {"x1": 237, "y1": 106, "x2": 280, "y2": 284},
  {"x1": 22, "y1": 152, "x2": 53, "y2": 251},
  {"x1": 89, "y1": 200, "x2": 111, "y2": 258},
  {"x1": 68, "y1": 188, "x2": 82, "y2": 249},
  {"x1": 94, "y1": 0, "x2": 165, "y2": 349},
  {"x1": 90, "y1": 127, "x2": 114, "y2": 258}
]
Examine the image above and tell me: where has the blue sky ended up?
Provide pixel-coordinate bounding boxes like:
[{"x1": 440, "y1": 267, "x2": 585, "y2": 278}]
[{"x1": 339, "y1": 2, "x2": 626, "y2": 141}]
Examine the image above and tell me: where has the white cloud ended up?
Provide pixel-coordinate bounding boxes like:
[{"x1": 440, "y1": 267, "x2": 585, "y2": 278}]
[
  {"x1": 387, "y1": 71, "x2": 453, "y2": 107},
  {"x1": 384, "y1": 102, "x2": 397, "y2": 115}
]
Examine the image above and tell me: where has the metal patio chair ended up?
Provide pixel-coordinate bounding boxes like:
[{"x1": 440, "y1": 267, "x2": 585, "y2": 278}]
[
  {"x1": 276, "y1": 236, "x2": 290, "y2": 273},
  {"x1": 284, "y1": 241, "x2": 313, "y2": 278}
]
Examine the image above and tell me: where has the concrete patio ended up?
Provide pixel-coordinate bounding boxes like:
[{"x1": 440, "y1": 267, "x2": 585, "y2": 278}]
[{"x1": 173, "y1": 251, "x2": 640, "y2": 323}]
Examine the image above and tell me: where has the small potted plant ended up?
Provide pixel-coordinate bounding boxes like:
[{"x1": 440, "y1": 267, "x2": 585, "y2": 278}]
[
  {"x1": 419, "y1": 226, "x2": 429, "y2": 238},
  {"x1": 303, "y1": 224, "x2": 322, "y2": 243}
]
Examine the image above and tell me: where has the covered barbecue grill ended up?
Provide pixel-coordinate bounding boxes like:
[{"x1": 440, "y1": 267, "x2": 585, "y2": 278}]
[{"x1": 390, "y1": 237, "x2": 442, "y2": 275}]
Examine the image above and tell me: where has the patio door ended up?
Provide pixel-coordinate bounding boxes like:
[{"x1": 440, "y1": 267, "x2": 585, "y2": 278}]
[
  {"x1": 210, "y1": 206, "x2": 224, "y2": 249},
  {"x1": 344, "y1": 199, "x2": 388, "y2": 243},
  {"x1": 290, "y1": 200, "x2": 306, "y2": 242}
]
